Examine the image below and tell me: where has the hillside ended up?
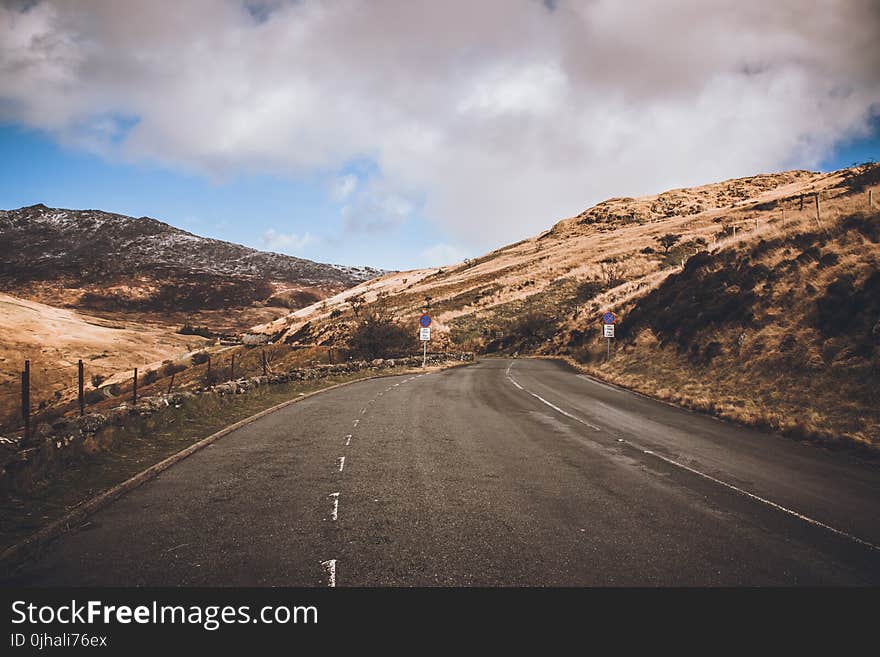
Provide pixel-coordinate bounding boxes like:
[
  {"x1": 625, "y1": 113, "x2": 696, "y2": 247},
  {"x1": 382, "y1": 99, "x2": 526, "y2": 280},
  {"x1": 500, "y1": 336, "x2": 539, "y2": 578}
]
[
  {"x1": 0, "y1": 292, "x2": 209, "y2": 428},
  {"x1": 256, "y1": 163, "x2": 880, "y2": 447},
  {"x1": 0, "y1": 204, "x2": 384, "y2": 332}
]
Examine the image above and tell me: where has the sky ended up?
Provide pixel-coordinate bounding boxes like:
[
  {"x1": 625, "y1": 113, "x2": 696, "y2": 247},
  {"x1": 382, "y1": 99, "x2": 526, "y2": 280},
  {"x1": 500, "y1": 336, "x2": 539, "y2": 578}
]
[{"x1": 1, "y1": 1, "x2": 879, "y2": 271}]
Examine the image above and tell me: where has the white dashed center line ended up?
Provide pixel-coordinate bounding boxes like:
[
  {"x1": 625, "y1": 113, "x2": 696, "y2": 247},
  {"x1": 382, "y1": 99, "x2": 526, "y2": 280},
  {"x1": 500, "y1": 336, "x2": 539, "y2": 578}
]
[
  {"x1": 329, "y1": 492, "x2": 339, "y2": 521},
  {"x1": 321, "y1": 559, "x2": 337, "y2": 587},
  {"x1": 337, "y1": 456, "x2": 345, "y2": 472}
]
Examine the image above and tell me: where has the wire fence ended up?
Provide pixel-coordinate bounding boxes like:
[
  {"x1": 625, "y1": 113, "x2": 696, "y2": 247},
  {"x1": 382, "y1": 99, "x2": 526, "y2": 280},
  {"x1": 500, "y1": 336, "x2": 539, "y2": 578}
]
[{"x1": 0, "y1": 342, "x2": 343, "y2": 437}]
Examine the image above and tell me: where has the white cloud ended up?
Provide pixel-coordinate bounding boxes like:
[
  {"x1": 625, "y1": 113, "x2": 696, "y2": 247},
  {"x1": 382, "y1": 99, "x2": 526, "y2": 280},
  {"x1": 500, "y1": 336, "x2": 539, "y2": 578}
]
[
  {"x1": 341, "y1": 179, "x2": 416, "y2": 233},
  {"x1": 262, "y1": 228, "x2": 315, "y2": 252},
  {"x1": 332, "y1": 173, "x2": 358, "y2": 200},
  {"x1": 2, "y1": 0, "x2": 879, "y2": 251},
  {"x1": 421, "y1": 243, "x2": 469, "y2": 267}
]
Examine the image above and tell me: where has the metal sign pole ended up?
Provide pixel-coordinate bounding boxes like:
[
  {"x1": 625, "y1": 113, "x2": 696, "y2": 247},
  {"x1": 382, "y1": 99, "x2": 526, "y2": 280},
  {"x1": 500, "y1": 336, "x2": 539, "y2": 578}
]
[{"x1": 419, "y1": 312, "x2": 432, "y2": 368}]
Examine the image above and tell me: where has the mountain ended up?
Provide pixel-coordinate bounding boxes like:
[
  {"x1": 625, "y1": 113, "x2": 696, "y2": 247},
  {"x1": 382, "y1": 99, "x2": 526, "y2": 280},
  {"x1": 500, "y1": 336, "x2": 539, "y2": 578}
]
[
  {"x1": 256, "y1": 163, "x2": 880, "y2": 447},
  {"x1": 0, "y1": 204, "x2": 385, "y2": 321}
]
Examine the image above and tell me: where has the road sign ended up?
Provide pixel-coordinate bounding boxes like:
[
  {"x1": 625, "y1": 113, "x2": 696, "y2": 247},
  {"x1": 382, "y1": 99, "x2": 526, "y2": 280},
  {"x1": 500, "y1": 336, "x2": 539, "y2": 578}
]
[
  {"x1": 602, "y1": 311, "x2": 616, "y2": 324},
  {"x1": 419, "y1": 327, "x2": 431, "y2": 341},
  {"x1": 419, "y1": 314, "x2": 432, "y2": 328},
  {"x1": 603, "y1": 324, "x2": 615, "y2": 338}
]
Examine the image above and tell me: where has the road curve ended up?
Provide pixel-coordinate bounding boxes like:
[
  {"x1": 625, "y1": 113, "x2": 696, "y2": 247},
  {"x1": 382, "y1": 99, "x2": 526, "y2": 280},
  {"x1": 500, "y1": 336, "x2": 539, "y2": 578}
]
[{"x1": 6, "y1": 358, "x2": 879, "y2": 586}]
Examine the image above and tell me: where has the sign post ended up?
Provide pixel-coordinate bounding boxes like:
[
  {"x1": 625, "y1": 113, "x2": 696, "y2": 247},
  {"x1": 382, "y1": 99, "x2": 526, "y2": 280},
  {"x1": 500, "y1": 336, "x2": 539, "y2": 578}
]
[
  {"x1": 602, "y1": 311, "x2": 616, "y2": 361},
  {"x1": 419, "y1": 314, "x2": 432, "y2": 368}
]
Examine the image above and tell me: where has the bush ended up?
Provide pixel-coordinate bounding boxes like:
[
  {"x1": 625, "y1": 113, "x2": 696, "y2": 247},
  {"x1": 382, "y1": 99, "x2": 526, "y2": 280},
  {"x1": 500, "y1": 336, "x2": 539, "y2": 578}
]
[
  {"x1": 505, "y1": 311, "x2": 557, "y2": 349},
  {"x1": 575, "y1": 280, "x2": 605, "y2": 303},
  {"x1": 84, "y1": 389, "x2": 105, "y2": 404},
  {"x1": 348, "y1": 317, "x2": 412, "y2": 360},
  {"x1": 142, "y1": 369, "x2": 159, "y2": 385},
  {"x1": 599, "y1": 261, "x2": 627, "y2": 288},
  {"x1": 162, "y1": 361, "x2": 186, "y2": 377},
  {"x1": 179, "y1": 324, "x2": 213, "y2": 338},
  {"x1": 657, "y1": 233, "x2": 681, "y2": 253},
  {"x1": 91, "y1": 374, "x2": 105, "y2": 387},
  {"x1": 191, "y1": 351, "x2": 210, "y2": 366},
  {"x1": 329, "y1": 308, "x2": 343, "y2": 319}
]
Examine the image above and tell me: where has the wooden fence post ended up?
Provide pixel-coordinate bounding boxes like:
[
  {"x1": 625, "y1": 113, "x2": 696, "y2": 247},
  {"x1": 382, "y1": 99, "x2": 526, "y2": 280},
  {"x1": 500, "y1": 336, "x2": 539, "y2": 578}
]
[
  {"x1": 207, "y1": 356, "x2": 211, "y2": 378},
  {"x1": 167, "y1": 373, "x2": 175, "y2": 394},
  {"x1": 230, "y1": 353, "x2": 235, "y2": 380},
  {"x1": 78, "y1": 359, "x2": 84, "y2": 416},
  {"x1": 870, "y1": 189, "x2": 874, "y2": 209},
  {"x1": 21, "y1": 360, "x2": 30, "y2": 443},
  {"x1": 815, "y1": 194, "x2": 823, "y2": 231},
  {"x1": 328, "y1": 347, "x2": 333, "y2": 365},
  {"x1": 261, "y1": 349, "x2": 268, "y2": 376},
  {"x1": 132, "y1": 368, "x2": 138, "y2": 405}
]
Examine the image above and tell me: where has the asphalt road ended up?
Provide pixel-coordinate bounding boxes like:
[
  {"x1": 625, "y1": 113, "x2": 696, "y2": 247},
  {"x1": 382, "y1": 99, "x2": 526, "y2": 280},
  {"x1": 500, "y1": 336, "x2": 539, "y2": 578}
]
[{"x1": 6, "y1": 358, "x2": 879, "y2": 586}]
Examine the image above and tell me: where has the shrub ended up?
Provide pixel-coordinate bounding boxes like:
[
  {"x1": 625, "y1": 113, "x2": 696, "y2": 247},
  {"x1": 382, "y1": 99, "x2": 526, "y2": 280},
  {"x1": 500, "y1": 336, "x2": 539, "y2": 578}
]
[
  {"x1": 142, "y1": 369, "x2": 159, "y2": 385},
  {"x1": 575, "y1": 280, "x2": 605, "y2": 303},
  {"x1": 348, "y1": 317, "x2": 412, "y2": 360},
  {"x1": 657, "y1": 233, "x2": 681, "y2": 253},
  {"x1": 505, "y1": 311, "x2": 556, "y2": 349},
  {"x1": 162, "y1": 361, "x2": 186, "y2": 377},
  {"x1": 329, "y1": 308, "x2": 343, "y2": 319},
  {"x1": 599, "y1": 261, "x2": 627, "y2": 288},
  {"x1": 191, "y1": 351, "x2": 210, "y2": 366},
  {"x1": 91, "y1": 374, "x2": 105, "y2": 387},
  {"x1": 84, "y1": 389, "x2": 105, "y2": 404},
  {"x1": 179, "y1": 324, "x2": 213, "y2": 338}
]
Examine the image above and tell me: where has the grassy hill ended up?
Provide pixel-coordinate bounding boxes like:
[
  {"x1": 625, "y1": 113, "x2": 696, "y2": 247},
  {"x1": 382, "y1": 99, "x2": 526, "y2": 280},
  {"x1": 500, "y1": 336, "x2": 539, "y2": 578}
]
[{"x1": 259, "y1": 163, "x2": 880, "y2": 448}]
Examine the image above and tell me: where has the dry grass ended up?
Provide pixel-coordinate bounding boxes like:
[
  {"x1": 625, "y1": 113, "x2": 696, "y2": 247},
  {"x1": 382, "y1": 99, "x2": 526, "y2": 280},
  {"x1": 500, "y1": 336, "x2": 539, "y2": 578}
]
[{"x1": 0, "y1": 294, "x2": 210, "y2": 430}]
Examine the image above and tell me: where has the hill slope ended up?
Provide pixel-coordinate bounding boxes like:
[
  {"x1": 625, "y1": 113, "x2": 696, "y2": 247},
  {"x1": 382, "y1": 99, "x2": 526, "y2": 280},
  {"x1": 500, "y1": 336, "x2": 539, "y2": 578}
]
[
  {"x1": 0, "y1": 204, "x2": 384, "y2": 328},
  {"x1": 258, "y1": 163, "x2": 880, "y2": 447},
  {"x1": 0, "y1": 292, "x2": 209, "y2": 427}
]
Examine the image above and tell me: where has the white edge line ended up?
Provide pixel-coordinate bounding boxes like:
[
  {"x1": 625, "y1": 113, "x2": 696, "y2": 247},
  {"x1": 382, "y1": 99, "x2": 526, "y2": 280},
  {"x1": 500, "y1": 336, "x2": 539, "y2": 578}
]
[
  {"x1": 506, "y1": 362, "x2": 600, "y2": 431},
  {"x1": 642, "y1": 448, "x2": 880, "y2": 552},
  {"x1": 506, "y1": 360, "x2": 879, "y2": 553}
]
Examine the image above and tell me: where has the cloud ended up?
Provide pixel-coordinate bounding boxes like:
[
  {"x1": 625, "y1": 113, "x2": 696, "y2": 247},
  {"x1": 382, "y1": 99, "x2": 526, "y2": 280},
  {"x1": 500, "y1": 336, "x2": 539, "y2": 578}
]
[
  {"x1": 2, "y1": 0, "x2": 879, "y2": 250},
  {"x1": 332, "y1": 173, "x2": 358, "y2": 200},
  {"x1": 261, "y1": 228, "x2": 314, "y2": 252},
  {"x1": 421, "y1": 242, "x2": 469, "y2": 267},
  {"x1": 341, "y1": 179, "x2": 416, "y2": 233}
]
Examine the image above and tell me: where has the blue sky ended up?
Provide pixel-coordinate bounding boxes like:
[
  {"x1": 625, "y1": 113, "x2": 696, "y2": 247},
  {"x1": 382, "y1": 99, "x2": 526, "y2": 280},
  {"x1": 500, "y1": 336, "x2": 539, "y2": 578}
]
[
  {"x1": 0, "y1": 124, "x2": 456, "y2": 271},
  {"x1": 2, "y1": 1, "x2": 878, "y2": 272}
]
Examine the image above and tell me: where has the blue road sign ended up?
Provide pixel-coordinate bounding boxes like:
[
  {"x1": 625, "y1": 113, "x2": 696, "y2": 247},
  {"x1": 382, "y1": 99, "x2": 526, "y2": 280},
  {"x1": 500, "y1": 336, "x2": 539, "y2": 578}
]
[
  {"x1": 419, "y1": 314, "x2": 432, "y2": 328},
  {"x1": 602, "y1": 311, "x2": 616, "y2": 324}
]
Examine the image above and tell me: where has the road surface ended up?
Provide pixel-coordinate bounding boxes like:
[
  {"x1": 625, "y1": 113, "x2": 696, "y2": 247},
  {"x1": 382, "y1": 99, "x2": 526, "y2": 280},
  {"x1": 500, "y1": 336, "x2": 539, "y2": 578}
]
[{"x1": 6, "y1": 358, "x2": 879, "y2": 586}]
